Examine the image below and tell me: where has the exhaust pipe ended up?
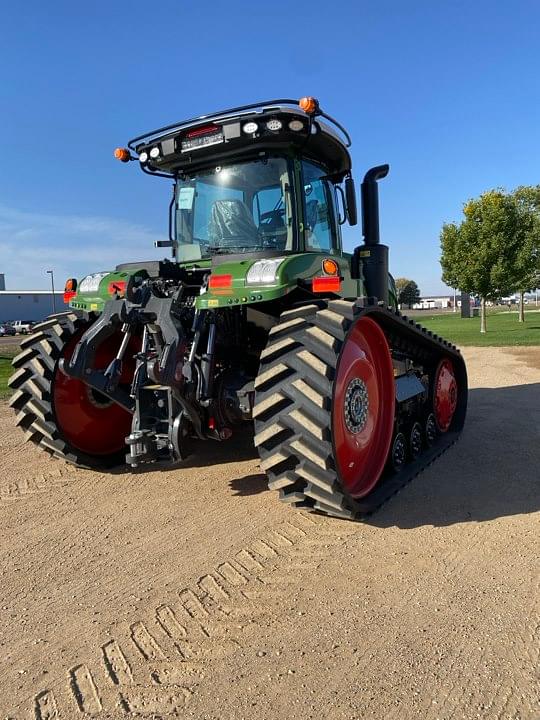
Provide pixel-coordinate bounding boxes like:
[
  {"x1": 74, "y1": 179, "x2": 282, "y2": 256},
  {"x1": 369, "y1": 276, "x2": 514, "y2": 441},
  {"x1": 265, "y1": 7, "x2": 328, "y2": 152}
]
[
  {"x1": 352, "y1": 164, "x2": 390, "y2": 305},
  {"x1": 361, "y1": 164, "x2": 389, "y2": 246}
]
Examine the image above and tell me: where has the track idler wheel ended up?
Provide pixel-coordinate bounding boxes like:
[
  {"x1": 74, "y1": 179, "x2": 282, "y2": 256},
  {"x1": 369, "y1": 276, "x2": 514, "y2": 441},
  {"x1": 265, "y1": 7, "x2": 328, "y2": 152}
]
[
  {"x1": 332, "y1": 317, "x2": 395, "y2": 497},
  {"x1": 434, "y1": 358, "x2": 458, "y2": 432}
]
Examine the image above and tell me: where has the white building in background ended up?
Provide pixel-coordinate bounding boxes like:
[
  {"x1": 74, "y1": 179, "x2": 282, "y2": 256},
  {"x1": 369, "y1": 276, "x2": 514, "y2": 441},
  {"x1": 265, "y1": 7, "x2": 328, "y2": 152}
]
[
  {"x1": 411, "y1": 295, "x2": 454, "y2": 310},
  {"x1": 0, "y1": 290, "x2": 68, "y2": 322}
]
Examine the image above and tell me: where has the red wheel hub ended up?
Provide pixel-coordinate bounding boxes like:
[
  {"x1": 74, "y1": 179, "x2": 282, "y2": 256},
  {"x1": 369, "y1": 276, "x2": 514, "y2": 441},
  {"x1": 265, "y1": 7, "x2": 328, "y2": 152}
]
[
  {"x1": 332, "y1": 317, "x2": 395, "y2": 498},
  {"x1": 53, "y1": 330, "x2": 136, "y2": 457},
  {"x1": 434, "y1": 358, "x2": 457, "y2": 432}
]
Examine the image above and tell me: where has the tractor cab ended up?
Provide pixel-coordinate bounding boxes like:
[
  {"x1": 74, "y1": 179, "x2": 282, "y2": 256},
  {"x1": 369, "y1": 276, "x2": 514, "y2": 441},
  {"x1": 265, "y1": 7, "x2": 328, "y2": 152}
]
[{"x1": 116, "y1": 98, "x2": 358, "y2": 264}]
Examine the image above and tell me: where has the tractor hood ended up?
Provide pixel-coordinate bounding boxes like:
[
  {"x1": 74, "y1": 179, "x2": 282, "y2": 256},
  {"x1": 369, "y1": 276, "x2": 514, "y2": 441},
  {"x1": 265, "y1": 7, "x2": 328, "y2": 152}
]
[{"x1": 67, "y1": 253, "x2": 357, "y2": 314}]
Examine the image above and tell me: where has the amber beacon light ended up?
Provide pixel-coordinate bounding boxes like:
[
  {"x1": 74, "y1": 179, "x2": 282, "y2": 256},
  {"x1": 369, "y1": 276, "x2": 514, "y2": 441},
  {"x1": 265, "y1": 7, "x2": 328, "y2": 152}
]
[
  {"x1": 114, "y1": 147, "x2": 131, "y2": 162},
  {"x1": 299, "y1": 96, "x2": 319, "y2": 115}
]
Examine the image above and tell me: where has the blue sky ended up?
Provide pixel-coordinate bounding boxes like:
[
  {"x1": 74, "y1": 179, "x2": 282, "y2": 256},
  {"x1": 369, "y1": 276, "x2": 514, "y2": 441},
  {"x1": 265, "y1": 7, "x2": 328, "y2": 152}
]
[{"x1": 1, "y1": 0, "x2": 539, "y2": 293}]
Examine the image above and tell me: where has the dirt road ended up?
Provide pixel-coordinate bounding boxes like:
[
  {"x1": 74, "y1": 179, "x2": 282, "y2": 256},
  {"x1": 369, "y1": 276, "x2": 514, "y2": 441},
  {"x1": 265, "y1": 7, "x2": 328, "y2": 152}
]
[{"x1": 0, "y1": 347, "x2": 538, "y2": 719}]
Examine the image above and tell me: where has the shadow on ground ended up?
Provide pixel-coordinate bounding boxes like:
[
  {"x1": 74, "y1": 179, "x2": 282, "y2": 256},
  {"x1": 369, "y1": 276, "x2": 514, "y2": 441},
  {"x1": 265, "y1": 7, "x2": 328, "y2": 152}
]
[
  {"x1": 371, "y1": 382, "x2": 540, "y2": 528},
  {"x1": 225, "y1": 382, "x2": 540, "y2": 528},
  {"x1": 229, "y1": 473, "x2": 268, "y2": 496},
  {"x1": 124, "y1": 382, "x2": 540, "y2": 527}
]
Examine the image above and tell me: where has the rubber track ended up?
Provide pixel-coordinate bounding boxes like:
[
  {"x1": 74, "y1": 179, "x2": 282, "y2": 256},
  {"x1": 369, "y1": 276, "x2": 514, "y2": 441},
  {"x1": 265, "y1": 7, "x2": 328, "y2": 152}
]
[
  {"x1": 7, "y1": 311, "x2": 120, "y2": 470},
  {"x1": 253, "y1": 298, "x2": 468, "y2": 520}
]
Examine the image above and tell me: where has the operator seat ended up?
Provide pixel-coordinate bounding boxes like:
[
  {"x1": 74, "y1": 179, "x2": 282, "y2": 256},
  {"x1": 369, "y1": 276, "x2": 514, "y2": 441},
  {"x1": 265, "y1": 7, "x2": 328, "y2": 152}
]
[{"x1": 208, "y1": 199, "x2": 259, "y2": 248}]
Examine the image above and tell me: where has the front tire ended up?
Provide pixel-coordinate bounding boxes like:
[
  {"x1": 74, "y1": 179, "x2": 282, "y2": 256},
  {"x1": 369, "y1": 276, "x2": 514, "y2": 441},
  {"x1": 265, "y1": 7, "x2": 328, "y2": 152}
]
[{"x1": 8, "y1": 312, "x2": 133, "y2": 469}]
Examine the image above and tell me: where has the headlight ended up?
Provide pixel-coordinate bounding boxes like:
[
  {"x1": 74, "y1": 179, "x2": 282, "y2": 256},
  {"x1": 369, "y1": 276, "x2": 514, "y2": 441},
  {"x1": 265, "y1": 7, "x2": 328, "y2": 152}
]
[
  {"x1": 79, "y1": 272, "x2": 109, "y2": 293},
  {"x1": 242, "y1": 121, "x2": 258, "y2": 134},
  {"x1": 139, "y1": 151, "x2": 148, "y2": 163},
  {"x1": 266, "y1": 119, "x2": 282, "y2": 131},
  {"x1": 246, "y1": 258, "x2": 285, "y2": 285},
  {"x1": 288, "y1": 119, "x2": 304, "y2": 132}
]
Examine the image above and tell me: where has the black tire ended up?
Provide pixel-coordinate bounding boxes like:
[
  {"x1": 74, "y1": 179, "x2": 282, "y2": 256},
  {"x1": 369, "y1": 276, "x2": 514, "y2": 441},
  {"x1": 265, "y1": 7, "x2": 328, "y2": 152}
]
[
  {"x1": 8, "y1": 312, "x2": 126, "y2": 469},
  {"x1": 253, "y1": 299, "x2": 361, "y2": 520}
]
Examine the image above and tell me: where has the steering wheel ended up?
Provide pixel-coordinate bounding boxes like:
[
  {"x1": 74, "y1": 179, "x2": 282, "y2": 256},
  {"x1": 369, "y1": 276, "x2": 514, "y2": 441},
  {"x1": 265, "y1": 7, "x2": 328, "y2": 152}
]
[{"x1": 260, "y1": 208, "x2": 286, "y2": 226}]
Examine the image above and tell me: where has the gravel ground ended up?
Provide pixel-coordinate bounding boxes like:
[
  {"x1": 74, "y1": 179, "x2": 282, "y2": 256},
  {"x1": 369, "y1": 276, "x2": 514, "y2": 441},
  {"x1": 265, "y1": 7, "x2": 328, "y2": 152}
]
[{"x1": 0, "y1": 346, "x2": 538, "y2": 719}]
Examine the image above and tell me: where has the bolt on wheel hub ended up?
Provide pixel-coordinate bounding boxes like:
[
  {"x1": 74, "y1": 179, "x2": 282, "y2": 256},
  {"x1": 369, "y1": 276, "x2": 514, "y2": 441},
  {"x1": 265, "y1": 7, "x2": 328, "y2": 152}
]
[{"x1": 344, "y1": 378, "x2": 369, "y2": 434}]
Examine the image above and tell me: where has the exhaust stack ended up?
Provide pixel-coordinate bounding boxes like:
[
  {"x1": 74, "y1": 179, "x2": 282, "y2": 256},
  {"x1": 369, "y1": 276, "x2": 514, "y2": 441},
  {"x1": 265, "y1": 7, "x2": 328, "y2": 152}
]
[
  {"x1": 352, "y1": 164, "x2": 390, "y2": 305},
  {"x1": 361, "y1": 164, "x2": 389, "y2": 246}
]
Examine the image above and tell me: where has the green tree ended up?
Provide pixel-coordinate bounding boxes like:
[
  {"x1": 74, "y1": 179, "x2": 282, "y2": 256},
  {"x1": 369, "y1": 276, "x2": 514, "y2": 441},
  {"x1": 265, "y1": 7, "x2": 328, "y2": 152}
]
[
  {"x1": 440, "y1": 190, "x2": 526, "y2": 333},
  {"x1": 511, "y1": 186, "x2": 540, "y2": 322},
  {"x1": 395, "y1": 278, "x2": 421, "y2": 308}
]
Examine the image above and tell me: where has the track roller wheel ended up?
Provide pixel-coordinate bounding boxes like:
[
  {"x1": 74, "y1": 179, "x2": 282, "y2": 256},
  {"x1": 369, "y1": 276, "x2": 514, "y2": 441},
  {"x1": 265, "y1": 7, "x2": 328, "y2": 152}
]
[
  {"x1": 390, "y1": 432, "x2": 407, "y2": 472},
  {"x1": 253, "y1": 299, "x2": 395, "y2": 519},
  {"x1": 8, "y1": 312, "x2": 134, "y2": 469},
  {"x1": 425, "y1": 413, "x2": 437, "y2": 446},
  {"x1": 409, "y1": 421, "x2": 423, "y2": 459}
]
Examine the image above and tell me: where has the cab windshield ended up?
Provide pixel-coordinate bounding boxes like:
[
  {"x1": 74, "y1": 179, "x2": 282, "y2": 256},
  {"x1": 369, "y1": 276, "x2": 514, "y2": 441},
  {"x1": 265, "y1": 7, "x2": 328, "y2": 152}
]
[{"x1": 174, "y1": 156, "x2": 295, "y2": 260}]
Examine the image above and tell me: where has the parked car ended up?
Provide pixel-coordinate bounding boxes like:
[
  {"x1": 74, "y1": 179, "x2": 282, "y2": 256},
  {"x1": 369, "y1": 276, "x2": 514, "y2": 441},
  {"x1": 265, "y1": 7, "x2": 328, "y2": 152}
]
[
  {"x1": 0, "y1": 323, "x2": 16, "y2": 336},
  {"x1": 12, "y1": 320, "x2": 34, "y2": 335}
]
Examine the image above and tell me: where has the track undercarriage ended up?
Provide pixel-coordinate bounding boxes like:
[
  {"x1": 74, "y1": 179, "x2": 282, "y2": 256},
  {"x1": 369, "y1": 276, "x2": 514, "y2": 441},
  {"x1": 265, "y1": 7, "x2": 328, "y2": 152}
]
[{"x1": 254, "y1": 299, "x2": 467, "y2": 518}]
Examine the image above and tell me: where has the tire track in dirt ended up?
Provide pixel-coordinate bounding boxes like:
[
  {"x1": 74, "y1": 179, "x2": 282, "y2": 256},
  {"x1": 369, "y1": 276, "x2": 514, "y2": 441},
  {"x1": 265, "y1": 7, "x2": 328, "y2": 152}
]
[
  {"x1": 15, "y1": 504, "x2": 538, "y2": 720},
  {"x1": 9, "y1": 512, "x2": 343, "y2": 718},
  {"x1": 378, "y1": 531, "x2": 540, "y2": 720},
  {"x1": 5, "y1": 514, "x2": 539, "y2": 718},
  {"x1": 0, "y1": 463, "x2": 74, "y2": 503}
]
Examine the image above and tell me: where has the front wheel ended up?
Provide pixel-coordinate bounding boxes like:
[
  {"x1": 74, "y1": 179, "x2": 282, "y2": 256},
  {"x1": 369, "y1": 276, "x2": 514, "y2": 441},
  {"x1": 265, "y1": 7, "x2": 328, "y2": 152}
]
[{"x1": 8, "y1": 312, "x2": 134, "y2": 469}]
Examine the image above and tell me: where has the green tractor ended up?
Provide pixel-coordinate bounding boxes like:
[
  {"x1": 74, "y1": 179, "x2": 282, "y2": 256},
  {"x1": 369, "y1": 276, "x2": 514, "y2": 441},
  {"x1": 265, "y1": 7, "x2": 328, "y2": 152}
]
[{"x1": 9, "y1": 97, "x2": 467, "y2": 519}]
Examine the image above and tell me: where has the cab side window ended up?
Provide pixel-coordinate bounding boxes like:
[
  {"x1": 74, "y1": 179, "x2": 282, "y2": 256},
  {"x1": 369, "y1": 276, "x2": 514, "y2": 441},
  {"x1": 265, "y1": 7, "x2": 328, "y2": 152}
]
[
  {"x1": 302, "y1": 161, "x2": 338, "y2": 253},
  {"x1": 252, "y1": 185, "x2": 289, "y2": 250}
]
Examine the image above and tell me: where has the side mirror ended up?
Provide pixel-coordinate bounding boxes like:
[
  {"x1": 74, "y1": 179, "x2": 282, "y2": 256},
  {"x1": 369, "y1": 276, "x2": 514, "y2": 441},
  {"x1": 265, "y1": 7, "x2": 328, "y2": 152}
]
[{"x1": 345, "y1": 177, "x2": 357, "y2": 226}]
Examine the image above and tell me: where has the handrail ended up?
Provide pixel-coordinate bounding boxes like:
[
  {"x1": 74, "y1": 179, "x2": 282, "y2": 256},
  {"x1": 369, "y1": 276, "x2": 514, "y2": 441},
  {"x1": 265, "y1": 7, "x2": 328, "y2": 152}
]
[{"x1": 127, "y1": 98, "x2": 351, "y2": 150}]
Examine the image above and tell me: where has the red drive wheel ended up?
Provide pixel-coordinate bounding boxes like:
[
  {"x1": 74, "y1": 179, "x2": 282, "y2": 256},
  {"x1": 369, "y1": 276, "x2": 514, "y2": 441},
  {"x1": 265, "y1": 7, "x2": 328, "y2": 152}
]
[
  {"x1": 53, "y1": 331, "x2": 135, "y2": 456},
  {"x1": 332, "y1": 316, "x2": 395, "y2": 498},
  {"x1": 433, "y1": 358, "x2": 458, "y2": 432}
]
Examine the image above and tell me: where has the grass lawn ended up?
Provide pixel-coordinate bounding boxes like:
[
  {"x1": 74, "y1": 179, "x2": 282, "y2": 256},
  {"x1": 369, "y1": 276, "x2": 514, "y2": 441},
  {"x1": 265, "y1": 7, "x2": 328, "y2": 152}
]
[
  {"x1": 418, "y1": 309, "x2": 540, "y2": 346},
  {"x1": 0, "y1": 347, "x2": 19, "y2": 400}
]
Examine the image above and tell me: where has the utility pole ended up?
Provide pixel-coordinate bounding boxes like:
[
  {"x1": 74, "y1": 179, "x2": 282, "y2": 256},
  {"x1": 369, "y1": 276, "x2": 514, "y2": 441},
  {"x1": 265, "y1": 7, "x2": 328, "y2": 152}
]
[
  {"x1": 453, "y1": 287, "x2": 457, "y2": 312},
  {"x1": 46, "y1": 270, "x2": 56, "y2": 314}
]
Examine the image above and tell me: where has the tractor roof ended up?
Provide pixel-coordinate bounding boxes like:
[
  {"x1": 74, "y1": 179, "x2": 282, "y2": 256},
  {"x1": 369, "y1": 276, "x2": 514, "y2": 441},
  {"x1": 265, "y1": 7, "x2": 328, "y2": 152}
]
[{"x1": 122, "y1": 98, "x2": 352, "y2": 180}]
